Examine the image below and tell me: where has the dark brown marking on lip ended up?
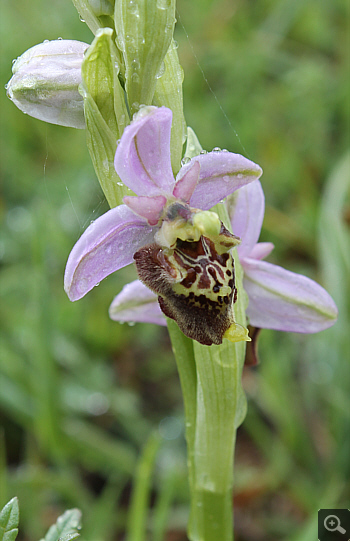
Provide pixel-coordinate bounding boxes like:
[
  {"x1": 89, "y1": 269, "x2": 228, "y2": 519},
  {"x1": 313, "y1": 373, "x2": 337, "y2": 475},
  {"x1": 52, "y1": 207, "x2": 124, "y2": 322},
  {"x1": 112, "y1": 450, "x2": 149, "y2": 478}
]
[{"x1": 133, "y1": 230, "x2": 239, "y2": 345}]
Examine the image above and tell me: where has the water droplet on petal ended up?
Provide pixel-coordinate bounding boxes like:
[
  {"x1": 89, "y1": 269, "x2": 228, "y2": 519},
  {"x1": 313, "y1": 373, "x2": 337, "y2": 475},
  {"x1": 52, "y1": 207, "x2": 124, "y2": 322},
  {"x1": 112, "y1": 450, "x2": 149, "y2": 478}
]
[
  {"x1": 212, "y1": 147, "x2": 221, "y2": 152},
  {"x1": 117, "y1": 181, "x2": 123, "y2": 186},
  {"x1": 43, "y1": 39, "x2": 49, "y2": 43},
  {"x1": 57, "y1": 36, "x2": 63, "y2": 40},
  {"x1": 200, "y1": 150, "x2": 207, "y2": 155},
  {"x1": 79, "y1": 16, "x2": 85, "y2": 22},
  {"x1": 181, "y1": 156, "x2": 191, "y2": 166},
  {"x1": 222, "y1": 149, "x2": 229, "y2": 152}
]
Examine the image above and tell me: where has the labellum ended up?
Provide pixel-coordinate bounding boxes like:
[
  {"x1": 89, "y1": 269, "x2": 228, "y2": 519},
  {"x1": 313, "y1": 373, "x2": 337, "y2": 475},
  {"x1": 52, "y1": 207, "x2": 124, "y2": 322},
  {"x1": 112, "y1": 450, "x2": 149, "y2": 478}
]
[{"x1": 134, "y1": 202, "x2": 250, "y2": 345}]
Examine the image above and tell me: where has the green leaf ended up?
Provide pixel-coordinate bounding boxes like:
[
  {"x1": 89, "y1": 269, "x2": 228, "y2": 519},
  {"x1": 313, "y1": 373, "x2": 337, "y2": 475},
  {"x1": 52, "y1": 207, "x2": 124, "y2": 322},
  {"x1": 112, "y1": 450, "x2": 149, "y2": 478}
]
[
  {"x1": 153, "y1": 39, "x2": 186, "y2": 174},
  {"x1": 0, "y1": 497, "x2": 19, "y2": 541},
  {"x1": 39, "y1": 509, "x2": 82, "y2": 541},
  {"x1": 126, "y1": 432, "x2": 160, "y2": 541},
  {"x1": 81, "y1": 27, "x2": 131, "y2": 207},
  {"x1": 72, "y1": 0, "x2": 115, "y2": 35},
  {"x1": 184, "y1": 126, "x2": 203, "y2": 159},
  {"x1": 115, "y1": 0, "x2": 176, "y2": 115}
]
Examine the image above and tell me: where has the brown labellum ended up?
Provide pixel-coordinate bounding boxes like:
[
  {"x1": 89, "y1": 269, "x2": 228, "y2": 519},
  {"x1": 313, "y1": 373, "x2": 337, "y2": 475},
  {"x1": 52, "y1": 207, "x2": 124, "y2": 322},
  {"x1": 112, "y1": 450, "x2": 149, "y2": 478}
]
[{"x1": 134, "y1": 227, "x2": 239, "y2": 346}]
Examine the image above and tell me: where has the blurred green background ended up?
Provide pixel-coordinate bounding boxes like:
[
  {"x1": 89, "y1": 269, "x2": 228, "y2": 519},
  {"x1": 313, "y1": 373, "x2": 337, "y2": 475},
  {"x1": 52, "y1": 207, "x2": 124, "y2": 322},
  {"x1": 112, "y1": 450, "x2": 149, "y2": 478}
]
[{"x1": 0, "y1": 0, "x2": 349, "y2": 539}]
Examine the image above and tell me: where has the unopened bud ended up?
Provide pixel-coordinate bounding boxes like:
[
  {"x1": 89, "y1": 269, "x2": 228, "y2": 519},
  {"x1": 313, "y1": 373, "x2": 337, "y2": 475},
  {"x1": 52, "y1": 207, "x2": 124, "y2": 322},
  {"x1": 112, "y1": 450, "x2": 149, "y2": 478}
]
[{"x1": 7, "y1": 40, "x2": 89, "y2": 129}]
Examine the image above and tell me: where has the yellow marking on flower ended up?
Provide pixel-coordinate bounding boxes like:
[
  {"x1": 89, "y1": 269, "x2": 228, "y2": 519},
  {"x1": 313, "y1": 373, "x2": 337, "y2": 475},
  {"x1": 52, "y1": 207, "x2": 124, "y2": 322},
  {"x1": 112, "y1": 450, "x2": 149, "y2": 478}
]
[{"x1": 223, "y1": 323, "x2": 251, "y2": 343}]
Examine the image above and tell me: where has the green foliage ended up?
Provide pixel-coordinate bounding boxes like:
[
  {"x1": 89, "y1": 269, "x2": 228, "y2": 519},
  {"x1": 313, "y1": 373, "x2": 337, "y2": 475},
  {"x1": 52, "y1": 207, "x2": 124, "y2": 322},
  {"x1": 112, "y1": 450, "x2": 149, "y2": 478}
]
[
  {"x1": 0, "y1": 498, "x2": 19, "y2": 541},
  {"x1": 1, "y1": 0, "x2": 349, "y2": 539},
  {"x1": 39, "y1": 509, "x2": 82, "y2": 541}
]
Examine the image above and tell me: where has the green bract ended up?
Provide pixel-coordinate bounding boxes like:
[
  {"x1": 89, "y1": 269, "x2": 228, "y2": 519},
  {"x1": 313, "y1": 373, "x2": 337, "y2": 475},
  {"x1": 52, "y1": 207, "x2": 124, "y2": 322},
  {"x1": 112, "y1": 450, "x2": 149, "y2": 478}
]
[
  {"x1": 114, "y1": 0, "x2": 176, "y2": 116},
  {"x1": 153, "y1": 39, "x2": 185, "y2": 173},
  {"x1": 81, "y1": 28, "x2": 131, "y2": 207},
  {"x1": 72, "y1": 0, "x2": 115, "y2": 34}
]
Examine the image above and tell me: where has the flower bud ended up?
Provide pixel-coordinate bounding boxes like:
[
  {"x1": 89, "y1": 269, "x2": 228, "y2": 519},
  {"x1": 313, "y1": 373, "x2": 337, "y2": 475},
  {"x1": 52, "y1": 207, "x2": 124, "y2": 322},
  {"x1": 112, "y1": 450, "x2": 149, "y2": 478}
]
[{"x1": 7, "y1": 40, "x2": 89, "y2": 129}]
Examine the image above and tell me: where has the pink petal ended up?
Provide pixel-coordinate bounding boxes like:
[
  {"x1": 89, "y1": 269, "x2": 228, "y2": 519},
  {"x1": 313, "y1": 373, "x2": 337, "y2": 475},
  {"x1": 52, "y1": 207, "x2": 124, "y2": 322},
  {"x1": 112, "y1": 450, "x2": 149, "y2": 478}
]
[
  {"x1": 114, "y1": 106, "x2": 175, "y2": 196},
  {"x1": 229, "y1": 180, "x2": 265, "y2": 259},
  {"x1": 64, "y1": 205, "x2": 156, "y2": 301},
  {"x1": 109, "y1": 280, "x2": 166, "y2": 326},
  {"x1": 123, "y1": 194, "x2": 166, "y2": 225},
  {"x1": 248, "y1": 242, "x2": 274, "y2": 260},
  {"x1": 176, "y1": 151, "x2": 262, "y2": 210},
  {"x1": 242, "y1": 258, "x2": 338, "y2": 333},
  {"x1": 172, "y1": 160, "x2": 200, "y2": 202}
]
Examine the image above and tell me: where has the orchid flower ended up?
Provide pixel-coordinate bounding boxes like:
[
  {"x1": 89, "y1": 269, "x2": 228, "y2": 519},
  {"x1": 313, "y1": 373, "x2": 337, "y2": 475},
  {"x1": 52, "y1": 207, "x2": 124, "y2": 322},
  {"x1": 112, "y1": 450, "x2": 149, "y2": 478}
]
[
  {"x1": 110, "y1": 178, "x2": 338, "y2": 334},
  {"x1": 64, "y1": 106, "x2": 263, "y2": 345}
]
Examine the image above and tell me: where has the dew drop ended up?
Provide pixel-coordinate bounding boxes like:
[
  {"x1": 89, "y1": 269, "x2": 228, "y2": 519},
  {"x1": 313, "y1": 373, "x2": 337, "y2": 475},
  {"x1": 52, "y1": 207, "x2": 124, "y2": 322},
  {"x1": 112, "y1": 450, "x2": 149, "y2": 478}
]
[
  {"x1": 79, "y1": 16, "x2": 85, "y2": 22},
  {"x1": 4, "y1": 83, "x2": 8, "y2": 90},
  {"x1": 12, "y1": 59, "x2": 16, "y2": 65},
  {"x1": 200, "y1": 150, "x2": 207, "y2": 155},
  {"x1": 156, "y1": 62, "x2": 165, "y2": 79},
  {"x1": 95, "y1": 282, "x2": 100, "y2": 287},
  {"x1": 212, "y1": 147, "x2": 221, "y2": 152},
  {"x1": 181, "y1": 156, "x2": 191, "y2": 166},
  {"x1": 43, "y1": 39, "x2": 49, "y2": 43},
  {"x1": 222, "y1": 148, "x2": 229, "y2": 152},
  {"x1": 156, "y1": 0, "x2": 171, "y2": 9},
  {"x1": 131, "y1": 72, "x2": 140, "y2": 84},
  {"x1": 117, "y1": 181, "x2": 123, "y2": 186},
  {"x1": 57, "y1": 36, "x2": 63, "y2": 40}
]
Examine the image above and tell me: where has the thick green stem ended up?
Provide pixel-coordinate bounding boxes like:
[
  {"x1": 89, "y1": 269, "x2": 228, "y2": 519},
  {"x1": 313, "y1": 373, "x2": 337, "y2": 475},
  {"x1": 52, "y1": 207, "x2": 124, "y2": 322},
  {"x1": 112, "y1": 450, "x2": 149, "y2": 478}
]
[
  {"x1": 168, "y1": 304, "x2": 247, "y2": 540},
  {"x1": 168, "y1": 198, "x2": 248, "y2": 541}
]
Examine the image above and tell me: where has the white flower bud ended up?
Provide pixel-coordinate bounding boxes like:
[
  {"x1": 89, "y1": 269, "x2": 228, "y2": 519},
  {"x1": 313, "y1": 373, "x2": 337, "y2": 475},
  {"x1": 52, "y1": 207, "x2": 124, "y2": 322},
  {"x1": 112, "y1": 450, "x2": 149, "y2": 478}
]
[{"x1": 7, "y1": 40, "x2": 89, "y2": 129}]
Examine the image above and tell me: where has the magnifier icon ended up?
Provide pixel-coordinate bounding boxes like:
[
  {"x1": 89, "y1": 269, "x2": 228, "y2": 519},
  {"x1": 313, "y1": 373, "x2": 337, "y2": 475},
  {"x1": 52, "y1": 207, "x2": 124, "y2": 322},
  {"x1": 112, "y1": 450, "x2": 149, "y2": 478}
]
[{"x1": 324, "y1": 514, "x2": 346, "y2": 534}]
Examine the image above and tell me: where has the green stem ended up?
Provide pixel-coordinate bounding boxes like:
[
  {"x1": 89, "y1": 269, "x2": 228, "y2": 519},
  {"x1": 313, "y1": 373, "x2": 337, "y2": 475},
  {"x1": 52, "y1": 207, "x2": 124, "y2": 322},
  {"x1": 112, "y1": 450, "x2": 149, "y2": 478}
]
[
  {"x1": 168, "y1": 202, "x2": 248, "y2": 541},
  {"x1": 168, "y1": 327, "x2": 247, "y2": 540}
]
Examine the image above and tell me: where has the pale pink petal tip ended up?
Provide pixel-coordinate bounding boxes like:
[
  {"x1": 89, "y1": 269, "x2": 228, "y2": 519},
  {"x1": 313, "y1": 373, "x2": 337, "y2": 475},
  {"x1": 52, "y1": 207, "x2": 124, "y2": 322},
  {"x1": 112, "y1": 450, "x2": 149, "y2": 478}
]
[
  {"x1": 123, "y1": 195, "x2": 167, "y2": 225},
  {"x1": 173, "y1": 160, "x2": 200, "y2": 202},
  {"x1": 109, "y1": 280, "x2": 166, "y2": 326}
]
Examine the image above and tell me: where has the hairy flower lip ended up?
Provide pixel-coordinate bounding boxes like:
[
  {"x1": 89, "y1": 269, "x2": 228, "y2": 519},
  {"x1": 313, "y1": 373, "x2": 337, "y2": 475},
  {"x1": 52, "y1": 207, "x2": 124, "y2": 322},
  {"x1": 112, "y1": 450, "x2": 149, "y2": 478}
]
[{"x1": 65, "y1": 106, "x2": 262, "y2": 301}]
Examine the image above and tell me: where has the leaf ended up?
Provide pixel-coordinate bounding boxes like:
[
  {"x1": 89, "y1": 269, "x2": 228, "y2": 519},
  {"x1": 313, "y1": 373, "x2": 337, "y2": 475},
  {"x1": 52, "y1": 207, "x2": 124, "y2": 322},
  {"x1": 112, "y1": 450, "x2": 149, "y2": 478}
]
[
  {"x1": 39, "y1": 509, "x2": 82, "y2": 541},
  {"x1": 0, "y1": 497, "x2": 19, "y2": 541}
]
